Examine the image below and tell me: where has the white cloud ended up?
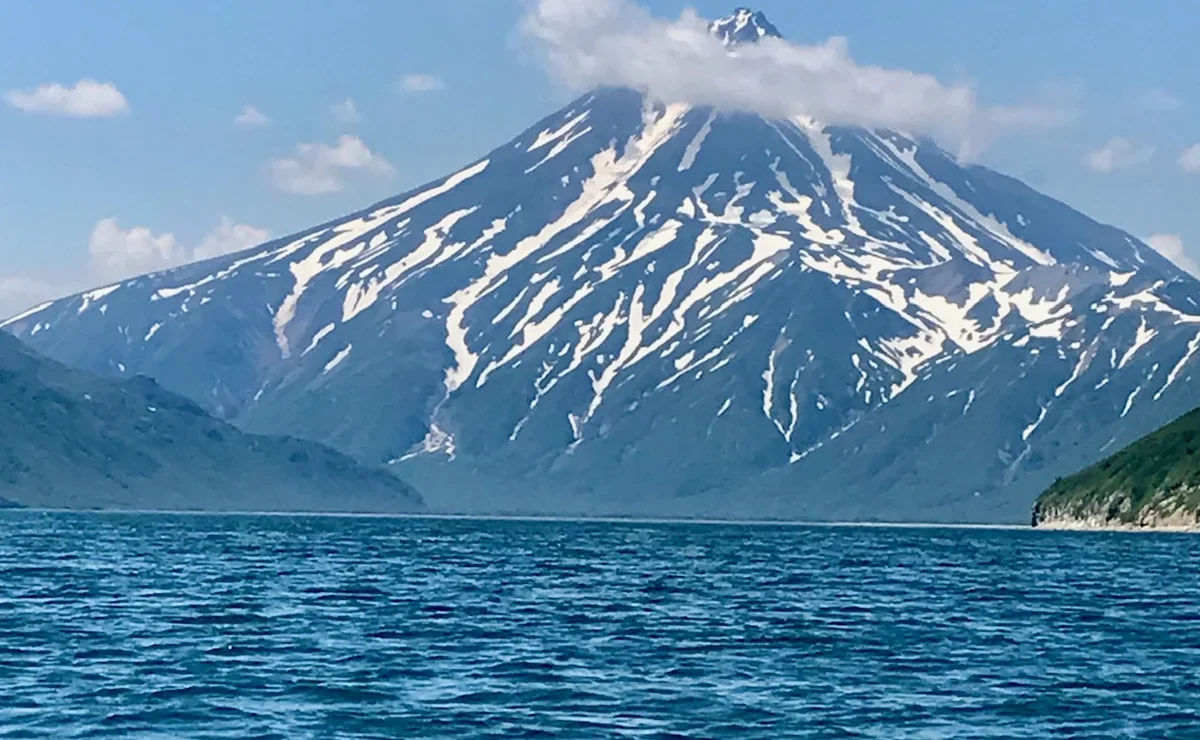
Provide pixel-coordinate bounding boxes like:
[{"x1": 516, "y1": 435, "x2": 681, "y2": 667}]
[
  {"x1": 331, "y1": 98, "x2": 363, "y2": 124},
  {"x1": 1145, "y1": 233, "x2": 1200, "y2": 277},
  {"x1": 89, "y1": 218, "x2": 184, "y2": 280},
  {"x1": 88, "y1": 216, "x2": 271, "y2": 281},
  {"x1": 1083, "y1": 137, "x2": 1155, "y2": 173},
  {"x1": 267, "y1": 135, "x2": 393, "y2": 195},
  {"x1": 399, "y1": 73, "x2": 445, "y2": 93},
  {"x1": 1179, "y1": 143, "x2": 1200, "y2": 173},
  {"x1": 519, "y1": 0, "x2": 1073, "y2": 152},
  {"x1": 0, "y1": 216, "x2": 270, "y2": 319},
  {"x1": 4, "y1": 78, "x2": 129, "y2": 117},
  {"x1": 193, "y1": 217, "x2": 272, "y2": 261},
  {"x1": 1139, "y1": 88, "x2": 1182, "y2": 112},
  {"x1": 234, "y1": 105, "x2": 270, "y2": 128},
  {"x1": 0, "y1": 275, "x2": 60, "y2": 322}
]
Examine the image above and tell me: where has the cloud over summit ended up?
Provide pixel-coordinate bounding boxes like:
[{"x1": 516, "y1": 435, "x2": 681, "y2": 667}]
[{"x1": 521, "y1": 0, "x2": 1073, "y2": 152}]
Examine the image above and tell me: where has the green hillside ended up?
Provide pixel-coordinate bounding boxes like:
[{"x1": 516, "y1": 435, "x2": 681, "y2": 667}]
[{"x1": 1033, "y1": 407, "x2": 1200, "y2": 528}]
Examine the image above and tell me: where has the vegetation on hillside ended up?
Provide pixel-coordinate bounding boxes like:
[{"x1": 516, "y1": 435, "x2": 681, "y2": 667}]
[{"x1": 1033, "y1": 406, "x2": 1200, "y2": 526}]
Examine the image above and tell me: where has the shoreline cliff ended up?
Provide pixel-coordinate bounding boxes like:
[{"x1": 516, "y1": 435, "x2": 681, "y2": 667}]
[{"x1": 1031, "y1": 407, "x2": 1200, "y2": 532}]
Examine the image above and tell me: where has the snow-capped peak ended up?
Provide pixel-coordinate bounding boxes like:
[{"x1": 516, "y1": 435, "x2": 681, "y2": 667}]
[
  {"x1": 709, "y1": 7, "x2": 782, "y2": 46},
  {"x1": 7, "y1": 80, "x2": 1199, "y2": 524}
]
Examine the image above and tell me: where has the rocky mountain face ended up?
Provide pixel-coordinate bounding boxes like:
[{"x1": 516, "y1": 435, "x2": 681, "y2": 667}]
[
  {"x1": 0, "y1": 332, "x2": 423, "y2": 512},
  {"x1": 6, "y1": 10, "x2": 1200, "y2": 522}
]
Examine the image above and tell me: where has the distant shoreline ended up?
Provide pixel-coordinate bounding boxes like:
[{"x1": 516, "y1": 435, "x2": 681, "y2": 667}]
[
  {"x1": 10, "y1": 507, "x2": 1200, "y2": 534},
  {"x1": 0, "y1": 507, "x2": 1077, "y2": 530}
]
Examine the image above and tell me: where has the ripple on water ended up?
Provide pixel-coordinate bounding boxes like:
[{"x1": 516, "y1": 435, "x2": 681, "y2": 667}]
[{"x1": 1, "y1": 512, "x2": 1199, "y2": 738}]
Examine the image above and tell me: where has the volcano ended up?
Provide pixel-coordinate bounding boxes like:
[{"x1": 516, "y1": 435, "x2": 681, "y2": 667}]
[{"x1": 7, "y1": 9, "x2": 1200, "y2": 522}]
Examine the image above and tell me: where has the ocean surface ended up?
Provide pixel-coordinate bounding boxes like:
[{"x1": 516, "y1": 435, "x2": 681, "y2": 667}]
[{"x1": 1, "y1": 513, "x2": 1199, "y2": 738}]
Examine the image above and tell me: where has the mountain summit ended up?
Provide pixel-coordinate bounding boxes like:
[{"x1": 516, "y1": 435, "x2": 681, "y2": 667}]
[
  {"x1": 709, "y1": 7, "x2": 783, "y2": 45},
  {"x1": 6, "y1": 18, "x2": 1200, "y2": 522}
]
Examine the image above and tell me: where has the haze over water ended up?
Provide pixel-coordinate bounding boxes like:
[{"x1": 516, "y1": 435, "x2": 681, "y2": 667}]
[{"x1": 2, "y1": 512, "x2": 1198, "y2": 738}]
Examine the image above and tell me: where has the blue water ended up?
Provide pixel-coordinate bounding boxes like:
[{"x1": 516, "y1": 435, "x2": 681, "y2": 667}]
[{"x1": 1, "y1": 513, "x2": 1199, "y2": 738}]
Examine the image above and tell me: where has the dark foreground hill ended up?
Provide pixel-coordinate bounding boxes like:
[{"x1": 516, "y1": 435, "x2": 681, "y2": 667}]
[
  {"x1": 0, "y1": 333, "x2": 422, "y2": 512},
  {"x1": 1033, "y1": 408, "x2": 1200, "y2": 530}
]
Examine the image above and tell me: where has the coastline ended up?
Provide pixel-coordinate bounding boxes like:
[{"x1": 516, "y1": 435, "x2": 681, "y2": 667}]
[
  {"x1": 1032, "y1": 497, "x2": 1200, "y2": 533},
  {"x1": 8, "y1": 506, "x2": 1199, "y2": 532},
  {"x1": 0, "y1": 507, "x2": 1036, "y2": 529},
  {"x1": 1033, "y1": 519, "x2": 1200, "y2": 533}
]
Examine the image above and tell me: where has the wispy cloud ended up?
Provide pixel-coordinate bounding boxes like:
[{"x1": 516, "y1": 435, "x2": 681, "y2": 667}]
[
  {"x1": 4, "y1": 79, "x2": 129, "y2": 117},
  {"x1": 267, "y1": 135, "x2": 393, "y2": 195},
  {"x1": 520, "y1": 0, "x2": 1073, "y2": 153},
  {"x1": 331, "y1": 98, "x2": 363, "y2": 124},
  {"x1": 1179, "y1": 143, "x2": 1200, "y2": 173},
  {"x1": 1138, "y1": 88, "x2": 1182, "y2": 112},
  {"x1": 398, "y1": 73, "x2": 445, "y2": 93},
  {"x1": 1083, "y1": 137, "x2": 1155, "y2": 173},
  {"x1": 986, "y1": 84, "x2": 1079, "y2": 130},
  {"x1": 0, "y1": 275, "x2": 60, "y2": 321},
  {"x1": 1145, "y1": 234, "x2": 1200, "y2": 277},
  {"x1": 234, "y1": 105, "x2": 270, "y2": 128}
]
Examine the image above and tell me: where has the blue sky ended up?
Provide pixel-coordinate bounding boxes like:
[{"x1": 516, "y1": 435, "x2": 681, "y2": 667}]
[{"x1": 2, "y1": 0, "x2": 1198, "y2": 316}]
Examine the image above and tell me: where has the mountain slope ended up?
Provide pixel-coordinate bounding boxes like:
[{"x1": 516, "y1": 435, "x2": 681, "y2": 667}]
[
  {"x1": 6, "y1": 10, "x2": 1200, "y2": 522},
  {"x1": 0, "y1": 332, "x2": 422, "y2": 512},
  {"x1": 1033, "y1": 406, "x2": 1200, "y2": 530}
]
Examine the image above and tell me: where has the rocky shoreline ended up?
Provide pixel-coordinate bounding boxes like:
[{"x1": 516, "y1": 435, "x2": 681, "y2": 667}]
[
  {"x1": 1032, "y1": 491, "x2": 1200, "y2": 532},
  {"x1": 1033, "y1": 518, "x2": 1199, "y2": 533}
]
